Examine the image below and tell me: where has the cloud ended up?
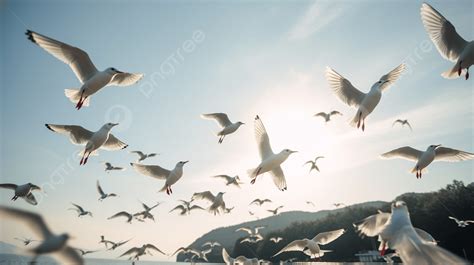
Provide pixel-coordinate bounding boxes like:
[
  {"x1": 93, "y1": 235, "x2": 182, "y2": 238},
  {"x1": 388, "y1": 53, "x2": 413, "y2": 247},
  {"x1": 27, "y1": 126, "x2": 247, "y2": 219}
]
[{"x1": 288, "y1": 0, "x2": 350, "y2": 40}]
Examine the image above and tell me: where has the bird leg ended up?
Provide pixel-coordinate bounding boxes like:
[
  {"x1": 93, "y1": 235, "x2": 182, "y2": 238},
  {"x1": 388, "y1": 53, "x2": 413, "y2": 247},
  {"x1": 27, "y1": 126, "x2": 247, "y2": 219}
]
[
  {"x1": 458, "y1": 61, "x2": 463, "y2": 76},
  {"x1": 466, "y1": 67, "x2": 470, "y2": 80},
  {"x1": 169, "y1": 186, "x2": 173, "y2": 194},
  {"x1": 79, "y1": 152, "x2": 86, "y2": 165},
  {"x1": 218, "y1": 135, "x2": 225, "y2": 144},
  {"x1": 357, "y1": 112, "x2": 362, "y2": 128},
  {"x1": 362, "y1": 119, "x2": 365, "y2": 131},
  {"x1": 380, "y1": 242, "x2": 387, "y2": 256},
  {"x1": 83, "y1": 151, "x2": 91, "y2": 165},
  {"x1": 75, "y1": 90, "x2": 85, "y2": 109}
]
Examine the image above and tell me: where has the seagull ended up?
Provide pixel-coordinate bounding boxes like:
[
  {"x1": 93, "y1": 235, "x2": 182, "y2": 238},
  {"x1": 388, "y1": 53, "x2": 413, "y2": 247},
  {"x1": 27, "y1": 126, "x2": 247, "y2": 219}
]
[
  {"x1": 133, "y1": 202, "x2": 161, "y2": 222},
  {"x1": 190, "y1": 248, "x2": 212, "y2": 262},
  {"x1": 381, "y1": 145, "x2": 474, "y2": 178},
  {"x1": 272, "y1": 229, "x2": 345, "y2": 259},
  {"x1": 248, "y1": 210, "x2": 255, "y2": 216},
  {"x1": 103, "y1": 162, "x2": 125, "y2": 172},
  {"x1": 169, "y1": 200, "x2": 205, "y2": 216},
  {"x1": 333, "y1": 203, "x2": 345, "y2": 208},
  {"x1": 306, "y1": 201, "x2": 315, "y2": 207},
  {"x1": 248, "y1": 115, "x2": 297, "y2": 191},
  {"x1": 130, "y1": 161, "x2": 188, "y2": 195},
  {"x1": 202, "y1": 241, "x2": 221, "y2": 249},
  {"x1": 170, "y1": 247, "x2": 201, "y2": 257},
  {"x1": 212, "y1": 175, "x2": 243, "y2": 188},
  {"x1": 236, "y1": 226, "x2": 265, "y2": 243},
  {"x1": 222, "y1": 248, "x2": 259, "y2": 265},
  {"x1": 267, "y1": 205, "x2": 284, "y2": 215},
  {"x1": 304, "y1": 156, "x2": 324, "y2": 173},
  {"x1": 99, "y1": 236, "x2": 113, "y2": 248},
  {"x1": 325, "y1": 64, "x2": 405, "y2": 131},
  {"x1": 0, "y1": 206, "x2": 83, "y2": 264},
  {"x1": 108, "y1": 211, "x2": 134, "y2": 224},
  {"x1": 45, "y1": 123, "x2": 127, "y2": 165},
  {"x1": 130, "y1": 151, "x2": 158, "y2": 162},
  {"x1": 75, "y1": 248, "x2": 100, "y2": 256},
  {"x1": 420, "y1": 3, "x2": 474, "y2": 80},
  {"x1": 201, "y1": 113, "x2": 245, "y2": 144},
  {"x1": 192, "y1": 191, "x2": 226, "y2": 215},
  {"x1": 392, "y1": 119, "x2": 412, "y2": 131},
  {"x1": 249, "y1": 198, "x2": 272, "y2": 206},
  {"x1": 14, "y1": 237, "x2": 39, "y2": 246},
  {"x1": 106, "y1": 238, "x2": 131, "y2": 251},
  {"x1": 448, "y1": 216, "x2": 474, "y2": 228},
  {"x1": 68, "y1": 203, "x2": 92, "y2": 217},
  {"x1": 270, "y1": 237, "x2": 283, "y2": 243},
  {"x1": 313, "y1": 111, "x2": 343, "y2": 123},
  {"x1": 96, "y1": 181, "x2": 117, "y2": 201},
  {"x1": 354, "y1": 201, "x2": 468, "y2": 265},
  {"x1": 120, "y1": 244, "x2": 166, "y2": 264},
  {"x1": 0, "y1": 182, "x2": 42, "y2": 205},
  {"x1": 25, "y1": 30, "x2": 144, "y2": 109}
]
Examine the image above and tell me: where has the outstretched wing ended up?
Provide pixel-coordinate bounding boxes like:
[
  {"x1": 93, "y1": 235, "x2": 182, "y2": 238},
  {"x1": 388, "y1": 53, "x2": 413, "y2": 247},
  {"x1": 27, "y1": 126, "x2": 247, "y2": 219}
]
[
  {"x1": 191, "y1": 191, "x2": 216, "y2": 203},
  {"x1": 130, "y1": 163, "x2": 170, "y2": 179},
  {"x1": 312, "y1": 228, "x2": 345, "y2": 245},
  {"x1": 381, "y1": 146, "x2": 423, "y2": 162},
  {"x1": 254, "y1": 115, "x2": 274, "y2": 160},
  {"x1": 0, "y1": 184, "x2": 18, "y2": 190},
  {"x1": 102, "y1": 134, "x2": 128, "y2": 151},
  {"x1": 272, "y1": 240, "x2": 307, "y2": 256},
  {"x1": 353, "y1": 212, "x2": 390, "y2": 237},
  {"x1": 108, "y1": 211, "x2": 131, "y2": 220},
  {"x1": 96, "y1": 181, "x2": 105, "y2": 196},
  {"x1": 54, "y1": 246, "x2": 84, "y2": 265},
  {"x1": 325, "y1": 67, "x2": 366, "y2": 108},
  {"x1": 145, "y1": 244, "x2": 166, "y2": 255},
  {"x1": 201, "y1": 113, "x2": 232, "y2": 127},
  {"x1": 109, "y1": 73, "x2": 144, "y2": 87},
  {"x1": 378, "y1": 64, "x2": 406, "y2": 91},
  {"x1": 434, "y1": 147, "x2": 474, "y2": 162},
  {"x1": 45, "y1": 124, "x2": 92, "y2": 145},
  {"x1": 120, "y1": 247, "x2": 140, "y2": 257},
  {"x1": 0, "y1": 206, "x2": 52, "y2": 239},
  {"x1": 270, "y1": 166, "x2": 287, "y2": 191}
]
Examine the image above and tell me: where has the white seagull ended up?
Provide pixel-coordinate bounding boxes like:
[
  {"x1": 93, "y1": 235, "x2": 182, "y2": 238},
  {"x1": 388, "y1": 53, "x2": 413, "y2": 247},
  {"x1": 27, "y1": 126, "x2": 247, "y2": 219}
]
[
  {"x1": 236, "y1": 226, "x2": 265, "y2": 243},
  {"x1": 325, "y1": 64, "x2": 405, "y2": 131},
  {"x1": 103, "y1": 162, "x2": 125, "y2": 172},
  {"x1": 192, "y1": 191, "x2": 226, "y2": 215},
  {"x1": 133, "y1": 202, "x2": 161, "y2": 222},
  {"x1": 0, "y1": 182, "x2": 42, "y2": 205},
  {"x1": 392, "y1": 119, "x2": 412, "y2": 131},
  {"x1": 249, "y1": 198, "x2": 272, "y2": 206},
  {"x1": 448, "y1": 216, "x2": 474, "y2": 228},
  {"x1": 304, "y1": 156, "x2": 324, "y2": 173},
  {"x1": 420, "y1": 3, "x2": 474, "y2": 80},
  {"x1": 96, "y1": 181, "x2": 117, "y2": 201},
  {"x1": 272, "y1": 229, "x2": 345, "y2": 259},
  {"x1": 222, "y1": 248, "x2": 258, "y2": 265},
  {"x1": 169, "y1": 200, "x2": 205, "y2": 216},
  {"x1": 130, "y1": 161, "x2": 188, "y2": 195},
  {"x1": 381, "y1": 145, "x2": 474, "y2": 178},
  {"x1": 202, "y1": 241, "x2": 221, "y2": 249},
  {"x1": 130, "y1": 151, "x2": 158, "y2": 162},
  {"x1": 45, "y1": 123, "x2": 127, "y2": 165},
  {"x1": 212, "y1": 175, "x2": 243, "y2": 188},
  {"x1": 0, "y1": 206, "x2": 83, "y2": 264},
  {"x1": 313, "y1": 111, "x2": 343, "y2": 123},
  {"x1": 26, "y1": 30, "x2": 144, "y2": 109},
  {"x1": 270, "y1": 237, "x2": 283, "y2": 243},
  {"x1": 120, "y1": 244, "x2": 166, "y2": 264},
  {"x1": 354, "y1": 201, "x2": 468, "y2": 265},
  {"x1": 201, "y1": 113, "x2": 245, "y2": 144},
  {"x1": 248, "y1": 115, "x2": 297, "y2": 191}
]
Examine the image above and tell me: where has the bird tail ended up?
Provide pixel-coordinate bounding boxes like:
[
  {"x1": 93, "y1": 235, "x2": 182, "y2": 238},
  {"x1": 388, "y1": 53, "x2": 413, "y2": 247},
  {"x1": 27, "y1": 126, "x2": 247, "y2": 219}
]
[
  {"x1": 158, "y1": 184, "x2": 167, "y2": 193},
  {"x1": 349, "y1": 113, "x2": 360, "y2": 127},
  {"x1": 441, "y1": 63, "x2": 464, "y2": 79},
  {"x1": 64, "y1": 89, "x2": 90, "y2": 107},
  {"x1": 247, "y1": 168, "x2": 258, "y2": 179}
]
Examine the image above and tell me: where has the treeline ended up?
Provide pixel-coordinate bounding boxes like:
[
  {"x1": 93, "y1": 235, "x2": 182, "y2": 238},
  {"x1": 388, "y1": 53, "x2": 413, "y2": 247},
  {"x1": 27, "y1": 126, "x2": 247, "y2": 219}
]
[{"x1": 219, "y1": 180, "x2": 474, "y2": 262}]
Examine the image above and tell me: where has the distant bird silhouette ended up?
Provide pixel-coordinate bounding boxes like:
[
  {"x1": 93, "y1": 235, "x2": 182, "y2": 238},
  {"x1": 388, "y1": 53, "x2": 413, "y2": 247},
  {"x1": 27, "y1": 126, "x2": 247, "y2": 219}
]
[
  {"x1": 270, "y1": 237, "x2": 283, "y2": 243},
  {"x1": 68, "y1": 203, "x2": 92, "y2": 217},
  {"x1": 449, "y1": 216, "x2": 474, "y2": 227},
  {"x1": 267, "y1": 205, "x2": 284, "y2": 215},
  {"x1": 304, "y1": 156, "x2": 324, "y2": 173},
  {"x1": 392, "y1": 119, "x2": 412, "y2": 131},
  {"x1": 212, "y1": 175, "x2": 243, "y2": 188},
  {"x1": 130, "y1": 151, "x2": 158, "y2": 162},
  {"x1": 103, "y1": 162, "x2": 124, "y2": 172},
  {"x1": 107, "y1": 211, "x2": 134, "y2": 224},
  {"x1": 313, "y1": 111, "x2": 342, "y2": 123},
  {"x1": 249, "y1": 198, "x2": 272, "y2": 206},
  {"x1": 169, "y1": 199, "x2": 205, "y2": 216},
  {"x1": 96, "y1": 180, "x2": 117, "y2": 201}
]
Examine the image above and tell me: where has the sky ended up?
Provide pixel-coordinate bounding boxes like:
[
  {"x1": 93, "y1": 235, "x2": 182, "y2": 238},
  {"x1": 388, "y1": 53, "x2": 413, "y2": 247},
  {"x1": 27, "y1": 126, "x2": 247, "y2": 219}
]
[{"x1": 0, "y1": 0, "x2": 473, "y2": 262}]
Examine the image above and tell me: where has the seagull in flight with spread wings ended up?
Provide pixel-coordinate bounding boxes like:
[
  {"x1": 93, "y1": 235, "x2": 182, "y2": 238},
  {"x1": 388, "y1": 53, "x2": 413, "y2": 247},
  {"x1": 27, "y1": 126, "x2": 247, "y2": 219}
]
[
  {"x1": 313, "y1": 111, "x2": 343, "y2": 123},
  {"x1": 0, "y1": 182, "x2": 42, "y2": 205},
  {"x1": 392, "y1": 119, "x2": 412, "y2": 131},
  {"x1": 96, "y1": 181, "x2": 117, "y2": 201},
  {"x1": 192, "y1": 191, "x2": 227, "y2": 215},
  {"x1": 201, "y1": 113, "x2": 245, "y2": 144},
  {"x1": 25, "y1": 30, "x2": 143, "y2": 109},
  {"x1": 130, "y1": 151, "x2": 158, "y2": 162},
  {"x1": 304, "y1": 156, "x2": 324, "y2": 173},
  {"x1": 130, "y1": 161, "x2": 188, "y2": 195}
]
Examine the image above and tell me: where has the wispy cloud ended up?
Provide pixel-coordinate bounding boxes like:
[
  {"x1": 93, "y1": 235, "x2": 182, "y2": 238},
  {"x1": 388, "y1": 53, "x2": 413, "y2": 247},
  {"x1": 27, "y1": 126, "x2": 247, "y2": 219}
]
[{"x1": 288, "y1": 0, "x2": 351, "y2": 40}]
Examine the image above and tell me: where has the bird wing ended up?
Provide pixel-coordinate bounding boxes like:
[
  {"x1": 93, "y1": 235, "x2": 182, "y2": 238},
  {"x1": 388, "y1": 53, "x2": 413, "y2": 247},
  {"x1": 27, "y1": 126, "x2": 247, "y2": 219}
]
[
  {"x1": 145, "y1": 244, "x2": 166, "y2": 255},
  {"x1": 312, "y1": 229, "x2": 345, "y2": 245},
  {"x1": 71, "y1": 203, "x2": 84, "y2": 212},
  {"x1": 120, "y1": 247, "x2": 140, "y2": 257},
  {"x1": 101, "y1": 134, "x2": 128, "y2": 151},
  {"x1": 26, "y1": 30, "x2": 98, "y2": 83},
  {"x1": 54, "y1": 246, "x2": 84, "y2": 265},
  {"x1": 448, "y1": 216, "x2": 459, "y2": 222},
  {"x1": 169, "y1": 205, "x2": 186, "y2": 213},
  {"x1": 189, "y1": 205, "x2": 205, "y2": 211},
  {"x1": 378, "y1": 64, "x2": 406, "y2": 91},
  {"x1": 325, "y1": 67, "x2": 366, "y2": 107},
  {"x1": 45, "y1": 124, "x2": 93, "y2": 145},
  {"x1": 313, "y1": 112, "x2": 327, "y2": 118},
  {"x1": 270, "y1": 166, "x2": 287, "y2": 191},
  {"x1": 109, "y1": 73, "x2": 144, "y2": 87},
  {"x1": 130, "y1": 163, "x2": 170, "y2": 179},
  {"x1": 414, "y1": 228, "x2": 437, "y2": 245},
  {"x1": 191, "y1": 191, "x2": 216, "y2": 203},
  {"x1": 434, "y1": 147, "x2": 474, "y2": 162},
  {"x1": 273, "y1": 240, "x2": 307, "y2": 256},
  {"x1": 254, "y1": 115, "x2": 274, "y2": 160},
  {"x1": 222, "y1": 248, "x2": 233, "y2": 264},
  {"x1": 0, "y1": 206, "x2": 52, "y2": 239},
  {"x1": 0, "y1": 183, "x2": 18, "y2": 190},
  {"x1": 406, "y1": 121, "x2": 413, "y2": 131},
  {"x1": 353, "y1": 212, "x2": 390, "y2": 237},
  {"x1": 25, "y1": 193, "x2": 39, "y2": 205},
  {"x1": 380, "y1": 146, "x2": 423, "y2": 162},
  {"x1": 96, "y1": 181, "x2": 105, "y2": 196},
  {"x1": 108, "y1": 211, "x2": 131, "y2": 220},
  {"x1": 130, "y1": 150, "x2": 145, "y2": 157},
  {"x1": 236, "y1": 227, "x2": 253, "y2": 234},
  {"x1": 249, "y1": 199, "x2": 260, "y2": 205},
  {"x1": 329, "y1": 110, "x2": 342, "y2": 116},
  {"x1": 254, "y1": 226, "x2": 265, "y2": 233},
  {"x1": 201, "y1": 113, "x2": 232, "y2": 127},
  {"x1": 420, "y1": 3, "x2": 468, "y2": 62},
  {"x1": 212, "y1": 175, "x2": 232, "y2": 182},
  {"x1": 392, "y1": 119, "x2": 403, "y2": 126}
]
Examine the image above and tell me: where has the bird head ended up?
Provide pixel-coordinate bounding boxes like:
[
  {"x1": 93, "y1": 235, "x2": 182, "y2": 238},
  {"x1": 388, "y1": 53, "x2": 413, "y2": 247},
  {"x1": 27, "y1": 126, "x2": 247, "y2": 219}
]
[
  {"x1": 281, "y1": 149, "x2": 298, "y2": 157},
  {"x1": 102, "y1": 122, "x2": 119, "y2": 131},
  {"x1": 371, "y1": 79, "x2": 389, "y2": 90},
  {"x1": 428, "y1": 144, "x2": 442, "y2": 151},
  {"x1": 391, "y1": 201, "x2": 408, "y2": 214},
  {"x1": 237, "y1": 121, "x2": 245, "y2": 126},
  {"x1": 106, "y1": 67, "x2": 123, "y2": 74},
  {"x1": 177, "y1": 161, "x2": 189, "y2": 167}
]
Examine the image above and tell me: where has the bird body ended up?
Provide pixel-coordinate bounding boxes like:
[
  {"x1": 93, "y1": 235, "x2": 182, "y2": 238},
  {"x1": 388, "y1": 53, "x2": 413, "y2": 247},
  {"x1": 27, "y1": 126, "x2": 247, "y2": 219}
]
[
  {"x1": 201, "y1": 113, "x2": 244, "y2": 143},
  {"x1": 0, "y1": 183, "x2": 41, "y2": 205},
  {"x1": 304, "y1": 156, "x2": 324, "y2": 173},
  {"x1": 267, "y1": 206, "x2": 284, "y2": 215}
]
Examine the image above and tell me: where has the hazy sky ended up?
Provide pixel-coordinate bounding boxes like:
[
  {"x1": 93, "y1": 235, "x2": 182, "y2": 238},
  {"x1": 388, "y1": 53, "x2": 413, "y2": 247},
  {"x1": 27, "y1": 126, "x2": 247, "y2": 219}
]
[{"x1": 0, "y1": 0, "x2": 473, "y2": 262}]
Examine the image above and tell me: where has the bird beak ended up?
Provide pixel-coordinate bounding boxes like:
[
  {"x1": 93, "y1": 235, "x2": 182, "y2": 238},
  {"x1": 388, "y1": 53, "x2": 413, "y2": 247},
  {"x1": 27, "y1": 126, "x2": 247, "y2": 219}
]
[
  {"x1": 115, "y1": 69, "x2": 123, "y2": 74},
  {"x1": 183, "y1": 161, "x2": 189, "y2": 164},
  {"x1": 435, "y1": 144, "x2": 442, "y2": 148},
  {"x1": 111, "y1": 123, "x2": 119, "y2": 127},
  {"x1": 290, "y1": 150, "x2": 298, "y2": 154}
]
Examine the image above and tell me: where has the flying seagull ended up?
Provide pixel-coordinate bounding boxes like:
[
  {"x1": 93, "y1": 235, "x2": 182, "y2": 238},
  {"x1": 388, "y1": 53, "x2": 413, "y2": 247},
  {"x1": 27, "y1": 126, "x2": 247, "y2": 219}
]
[
  {"x1": 313, "y1": 111, "x2": 343, "y2": 123},
  {"x1": 267, "y1": 205, "x2": 284, "y2": 215},
  {"x1": 96, "y1": 180, "x2": 117, "y2": 201},
  {"x1": 106, "y1": 239, "x2": 131, "y2": 251},
  {"x1": 381, "y1": 145, "x2": 473, "y2": 178},
  {"x1": 192, "y1": 191, "x2": 226, "y2": 215},
  {"x1": 354, "y1": 201, "x2": 468, "y2": 264},
  {"x1": 333, "y1": 203, "x2": 345, "y2": 208},
  {"x1": 273, "y1": 229, "x2": 345, "y2": 259},
  {"x1": 392, "y1": 119, "x2": 412, "y2": 131},
  {"x1": 45, "y1": 123, "x2": 127, "y2": 165},
  {"x1": 304, "y1": 156, "x2": 324, "y2": 173},
  {"x1": 0, "y1": 182, "x2": 42, "y2": 205},
  {"x1": 0, "y1": 206, "x2": 84, "y2": 264},
  {"x1": 68, "y1": 203, "x2": 92, "y2": 217},
  {"x1": 222, "y1": 248, "x2": 259, "y2": 265},
  {"x1": 325, "y1": 64, "x2": 405, "y2": 131},
  {"x1": 212, "y1": 175, "x2": 243, "y2": 188},
  {"x1": 120, "y1": 244, "x2": 166, "y2": 264},
  {"x1": 75, "y1": 248, "x2": 100, "y2": 256},
  {"x1": 14, "y1": 237, "x2": 39, "y2": 246},
  {"x1": 169, "y1": 200, "x2": 205, "y2": 216},
  {"x1": 306, "y1": 201, "x2": 316, "y2": 207},
  {"x1": 133, "y1": 202, "x2": 161, "y2": 222},
  {"x1": 201, "y1": 113, "x2": 244, "y2": 144},
  {"x1": 202, "y1": 241, "x2": 221, "y2": 249},
  {"x1": 269, "y1": 237, "x2": 283, "y2": 243},
  {"x1": 224, "y1": 207, "x2": 235, "y2": 214},
  {"x1": 103, "y1": 162, "x2": 125, "y2": 172},
  {"x1": 248, "y1": 115, "x2": 297, "y2": 191},
  {"x1": 420, "y1": 3, "x2": 474, "y2": 80},
  {"x1": 25, "y1": 30, "x2": 143, "y2": 109},
  {"x1": 130, "y1": 151, "x2": 158, "y2": 162},
  {"x1": 130, "y1": 161, "x2": 188, "y2": 195},
  {"x1": 107, "y1": 211, "x2": 134, "y2": 224},
  {"x1": 249, "y1": 198, "x2": 272, "y2": 206},
  {"x1": 448, "y1": 216, "x2": 474, "y2": 228}
]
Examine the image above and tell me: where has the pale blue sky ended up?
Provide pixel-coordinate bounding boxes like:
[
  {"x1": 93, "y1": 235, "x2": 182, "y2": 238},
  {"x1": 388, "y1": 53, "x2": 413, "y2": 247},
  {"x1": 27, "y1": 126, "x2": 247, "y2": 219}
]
[{"x1": 0, "y1": 0, "x2": 473, "y2": 262}]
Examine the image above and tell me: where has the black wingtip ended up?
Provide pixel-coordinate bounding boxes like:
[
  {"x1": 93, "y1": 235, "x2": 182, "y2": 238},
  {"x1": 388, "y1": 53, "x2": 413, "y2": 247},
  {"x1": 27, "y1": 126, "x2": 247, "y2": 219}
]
[
  {"x1": 122, "y1": 144, "x2": 129, "y2": 150},
  {"x1": 130, "y1": 163, "x2": 134, "y2": 166},
  {"x1": 25, "y1": 30, "x2": 36, "y2": 44},
  {"x1": 44, "y1": 124, "x2": 54, "y2": 132},
  {"x1": 255, "y1": 115, "x2": 260, "y2": 120}
]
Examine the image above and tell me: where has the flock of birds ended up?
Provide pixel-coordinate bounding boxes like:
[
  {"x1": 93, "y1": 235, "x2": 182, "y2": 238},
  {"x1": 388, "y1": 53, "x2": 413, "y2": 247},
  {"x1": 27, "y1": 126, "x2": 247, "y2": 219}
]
[{"x1": 0, "y1": 2, "x2": 473, "y2": 265}]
